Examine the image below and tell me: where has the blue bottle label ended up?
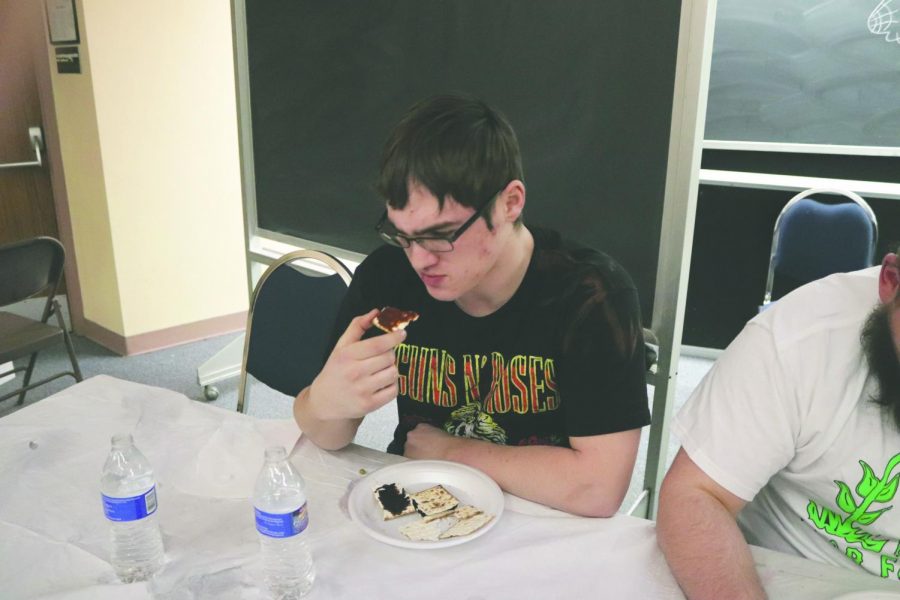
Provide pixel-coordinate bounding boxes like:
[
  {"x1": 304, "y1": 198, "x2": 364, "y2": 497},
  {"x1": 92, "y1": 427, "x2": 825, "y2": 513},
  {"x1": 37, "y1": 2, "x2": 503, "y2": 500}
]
[
  {"x1": 255, "y1": 502, "x2": 309, "y2": 538},
  {"x1": 101, "y1": 485, "x2": 158, "y2": 522}
]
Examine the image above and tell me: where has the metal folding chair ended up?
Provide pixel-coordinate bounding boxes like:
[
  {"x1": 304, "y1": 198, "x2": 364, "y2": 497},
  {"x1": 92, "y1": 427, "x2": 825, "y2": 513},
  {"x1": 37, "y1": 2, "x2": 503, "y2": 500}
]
[
  {"x1": 237, "y1": 250, "x2": 352, "y2": 414},
  {"x1": 761, "y1": 188, "x2": 877, "y2": 310},
  {"x1": 0, "y1": 236, "x2": 83, "y2": 404}
]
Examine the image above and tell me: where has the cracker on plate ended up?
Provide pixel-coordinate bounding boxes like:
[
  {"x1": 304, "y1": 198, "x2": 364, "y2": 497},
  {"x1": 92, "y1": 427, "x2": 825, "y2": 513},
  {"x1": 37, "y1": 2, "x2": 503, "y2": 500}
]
[
  {"x1": 399, "y1": 518, "x2": 443, "y2": 542},
  {"x1": 374, "y1": 483, "x2": 417, "y2": 520},
  {"x1": 422, "y1": 504, "x2": 483, "y2": 523},
  {"x1": 410, "y1": 484, "x2": 459, "y2": 517},
  {"x1": 439, "y1": 512, "x2": 494, "y2": 539}
]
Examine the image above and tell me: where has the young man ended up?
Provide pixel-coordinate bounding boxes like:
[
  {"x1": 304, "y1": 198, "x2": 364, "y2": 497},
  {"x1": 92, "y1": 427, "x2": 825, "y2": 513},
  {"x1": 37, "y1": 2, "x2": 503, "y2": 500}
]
[
  {"x1": 657, "y1": 252, "x2": 900, "y2": 598},
  {"x1": 293, "y1": 94, "x2": 650, "y2": 517}
]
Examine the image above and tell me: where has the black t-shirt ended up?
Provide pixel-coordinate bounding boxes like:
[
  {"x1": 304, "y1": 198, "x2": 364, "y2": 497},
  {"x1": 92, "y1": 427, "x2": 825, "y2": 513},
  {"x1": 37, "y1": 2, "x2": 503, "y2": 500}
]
[{"x1": 327, "y1": 227, "x2": 650, "y2": 454}]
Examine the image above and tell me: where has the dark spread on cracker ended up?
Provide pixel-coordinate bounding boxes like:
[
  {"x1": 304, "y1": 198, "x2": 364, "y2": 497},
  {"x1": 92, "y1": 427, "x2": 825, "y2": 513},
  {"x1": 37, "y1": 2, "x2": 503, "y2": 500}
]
[
  {"x1": 375, "y1": 483, "x2": 416, "y2": 517},
  {"x1": 373, "y1": 306, "x2": 419, "y2": 333}
]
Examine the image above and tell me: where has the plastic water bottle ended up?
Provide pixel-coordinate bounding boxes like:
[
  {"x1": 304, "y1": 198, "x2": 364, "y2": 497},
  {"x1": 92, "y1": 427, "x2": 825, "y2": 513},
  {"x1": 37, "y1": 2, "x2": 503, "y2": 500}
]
[
  {"x1": 253, "y1": 446, "x2": 315, "y2": 599},
  {"x1": 99, "y1": 434, "x2": 165, "y2": 582}
]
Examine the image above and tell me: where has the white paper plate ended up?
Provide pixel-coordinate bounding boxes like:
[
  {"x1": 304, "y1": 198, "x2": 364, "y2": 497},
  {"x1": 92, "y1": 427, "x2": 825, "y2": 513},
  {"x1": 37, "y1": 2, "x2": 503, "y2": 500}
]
[{"x1": 347, "y1": 459, "x2": 504, "y2": 549}]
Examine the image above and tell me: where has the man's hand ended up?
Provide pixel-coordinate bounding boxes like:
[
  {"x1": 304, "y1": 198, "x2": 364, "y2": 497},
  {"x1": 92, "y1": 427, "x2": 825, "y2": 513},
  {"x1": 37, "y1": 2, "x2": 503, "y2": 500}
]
[
  {"x1": 404, "y1": 423, "x2": 459, "y2": 460},
  {"x1": 309, "y1": 309, "x2": 406, "y2": 420},
  {"x1": 294, "y1": 309, "x2": 405, "y2": 450}
]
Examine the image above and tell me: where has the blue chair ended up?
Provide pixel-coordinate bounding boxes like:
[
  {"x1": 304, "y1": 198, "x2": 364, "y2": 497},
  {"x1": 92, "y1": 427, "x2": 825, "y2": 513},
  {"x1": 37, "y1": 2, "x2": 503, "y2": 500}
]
[
  {"x1": 761, "y1": 188, "x2": 878, "y2": 310},
  {"x1": 237, "y1": 250, "x2": 352, "y2": 413}
]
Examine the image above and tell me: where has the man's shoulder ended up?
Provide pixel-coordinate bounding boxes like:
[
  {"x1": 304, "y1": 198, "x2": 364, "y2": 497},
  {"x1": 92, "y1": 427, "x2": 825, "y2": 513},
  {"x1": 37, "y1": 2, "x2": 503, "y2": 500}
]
[
  {"x1": 776, "y1": 265, "x2": 878, "y2": 303},
  {"x1": 756, "y1": 268, "x2": 878, "y2": 329},
  {"x1": 531, "y1": 227, "x2": 637, "y2": 295},
  {"x1": 749, "y1": 267, "x2": 878, "y2": 357},
  {"x1": 528, "y1": 228, "x2": 643, "y2": 359}
]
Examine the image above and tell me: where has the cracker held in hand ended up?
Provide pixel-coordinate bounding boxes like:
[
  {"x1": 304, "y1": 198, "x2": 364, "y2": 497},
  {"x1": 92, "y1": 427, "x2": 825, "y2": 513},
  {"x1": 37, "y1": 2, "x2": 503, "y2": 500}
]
[
  {"x1": 410, "y1": 484, "x2": 459, "y2": 517},
  {"x1": 374, "y1": 483, "x2": 417, "y2": 520},
  {"x1": 373, "y1": 306, "x2": 419, "y2": 333}
]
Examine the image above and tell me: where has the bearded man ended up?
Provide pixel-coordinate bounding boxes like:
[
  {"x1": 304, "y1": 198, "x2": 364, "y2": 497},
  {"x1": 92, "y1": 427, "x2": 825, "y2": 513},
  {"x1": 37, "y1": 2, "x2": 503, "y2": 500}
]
[{"x1": 657, "y1": 252, "x2": 900, "y2": 599}]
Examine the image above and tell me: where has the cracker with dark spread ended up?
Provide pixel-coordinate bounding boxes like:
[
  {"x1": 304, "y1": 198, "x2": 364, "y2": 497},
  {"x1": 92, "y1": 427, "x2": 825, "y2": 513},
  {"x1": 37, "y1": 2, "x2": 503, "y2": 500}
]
[
  {"x1": 373, "y1": 306, "x2": 419, "y2": 333},
  {"x1": 374, "y1": 483, "x2": 417, "y2": 520}
]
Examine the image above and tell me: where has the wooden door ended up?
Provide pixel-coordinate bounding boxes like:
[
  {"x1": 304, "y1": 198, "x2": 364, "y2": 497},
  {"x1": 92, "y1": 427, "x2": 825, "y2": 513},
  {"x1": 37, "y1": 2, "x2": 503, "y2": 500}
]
[{"x1": 0, "y1": 0, "x2": 59, "y2": 247}]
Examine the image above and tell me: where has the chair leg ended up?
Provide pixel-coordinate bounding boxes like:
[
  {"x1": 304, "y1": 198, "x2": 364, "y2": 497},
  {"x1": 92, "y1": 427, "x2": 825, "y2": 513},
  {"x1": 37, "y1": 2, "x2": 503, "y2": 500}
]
[
  {"x1": 237, "y1": 370, "x2": 249, "y2": 414},
  {"x1": 62, "y1": 329, "x2": 83, "y2": 382},
  {"x1": 54, "y1": 299, "x2": 83, "y2": 382},
  {"x1": 16, "y1": 353, "x2": 39, "y2": 406}
]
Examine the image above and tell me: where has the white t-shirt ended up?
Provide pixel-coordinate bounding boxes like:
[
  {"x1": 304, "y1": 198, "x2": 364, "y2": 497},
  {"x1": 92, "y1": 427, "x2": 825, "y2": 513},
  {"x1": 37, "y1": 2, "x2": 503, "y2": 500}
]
[{"x1": 674, "y1": 267, "x2": 900, "y2": 580}]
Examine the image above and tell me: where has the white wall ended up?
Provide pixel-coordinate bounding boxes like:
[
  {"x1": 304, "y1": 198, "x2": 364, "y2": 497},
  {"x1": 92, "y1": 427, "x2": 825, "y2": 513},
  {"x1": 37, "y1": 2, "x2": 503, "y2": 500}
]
[{"x1": 48, "y1": 0, "x2": 247, "y2": 346}]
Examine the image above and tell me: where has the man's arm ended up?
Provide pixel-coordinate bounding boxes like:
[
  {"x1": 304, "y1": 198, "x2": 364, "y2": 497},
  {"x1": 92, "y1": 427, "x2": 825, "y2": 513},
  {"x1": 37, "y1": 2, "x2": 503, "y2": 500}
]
[
  {"x1": 293, "y1": 310, "x2": 406, "y2": 450},
  {"x1": 657, "y1": 448, "x2": 766, "y2": 600},
  {"x1": 404, "y1": 424, "x2": 641, "y2": 517}
]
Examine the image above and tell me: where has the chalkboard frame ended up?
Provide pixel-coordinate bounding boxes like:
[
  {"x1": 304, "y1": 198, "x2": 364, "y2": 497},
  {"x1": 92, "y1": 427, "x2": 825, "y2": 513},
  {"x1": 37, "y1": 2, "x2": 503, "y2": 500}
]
[{"x1": 704, "y1": 140, "x2": 900, "y2": 158}]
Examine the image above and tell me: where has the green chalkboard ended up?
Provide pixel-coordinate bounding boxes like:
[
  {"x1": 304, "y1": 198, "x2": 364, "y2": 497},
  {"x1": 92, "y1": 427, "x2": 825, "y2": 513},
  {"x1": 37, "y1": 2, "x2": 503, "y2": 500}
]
[
  {"x1": 242, "y1": 1, "x2": 682, "y2": 320},
  {"x1": 706, "y1": 0, "x2": 900, "y2": 148}
]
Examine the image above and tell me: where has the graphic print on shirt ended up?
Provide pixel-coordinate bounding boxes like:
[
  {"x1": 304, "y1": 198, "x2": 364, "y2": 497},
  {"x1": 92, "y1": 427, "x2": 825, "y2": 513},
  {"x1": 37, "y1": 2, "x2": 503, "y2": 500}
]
[
  {"x1": 807, "y1": 452, "x2": 900, "y2": 576},
  {"x1": 394, "y1": 342, "x2": 559, "y2": 444},
  {"x1": 444, "y1": 400, "x2": 507, "y2": 444}
]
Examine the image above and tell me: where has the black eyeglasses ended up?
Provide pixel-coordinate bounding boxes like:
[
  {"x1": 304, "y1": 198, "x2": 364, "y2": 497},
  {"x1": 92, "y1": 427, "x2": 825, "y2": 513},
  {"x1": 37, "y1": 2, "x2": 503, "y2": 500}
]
[{"x1": 375, "y1": 189, "x2": 501, "y2": 253}]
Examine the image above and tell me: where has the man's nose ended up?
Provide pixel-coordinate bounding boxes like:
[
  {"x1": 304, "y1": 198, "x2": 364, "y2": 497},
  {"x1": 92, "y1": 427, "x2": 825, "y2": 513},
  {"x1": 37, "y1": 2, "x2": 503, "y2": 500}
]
[{"x1": 406, "y1": 242, "x2": 439, "y2": 269}]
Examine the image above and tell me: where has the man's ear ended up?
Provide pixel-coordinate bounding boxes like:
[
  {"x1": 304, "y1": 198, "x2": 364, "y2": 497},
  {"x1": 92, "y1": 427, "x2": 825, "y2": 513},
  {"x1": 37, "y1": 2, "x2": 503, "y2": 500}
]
[
  {"x1": 498, "y1": 180, "x2": 526, "y2": 223},
  {"x1": 878, "y1": 253, "x2": 900, "y2": 303}
]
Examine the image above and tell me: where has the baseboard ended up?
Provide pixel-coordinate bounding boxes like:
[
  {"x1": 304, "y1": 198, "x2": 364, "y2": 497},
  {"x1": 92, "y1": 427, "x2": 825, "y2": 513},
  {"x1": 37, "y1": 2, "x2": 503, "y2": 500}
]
[
  {"x1": 80, "y1": 311, "x2": 247, "y2": 357},
  {"x1": 79, "y1": 319, "x2": 127, "y2": 355},
  {"x1": 681, "y1": 345, "x2": 724, "y2": 360}
]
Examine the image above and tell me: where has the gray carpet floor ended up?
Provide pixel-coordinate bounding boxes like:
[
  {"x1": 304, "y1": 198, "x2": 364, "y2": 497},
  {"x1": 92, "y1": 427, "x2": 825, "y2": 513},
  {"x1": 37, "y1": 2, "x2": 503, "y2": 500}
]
[{"x1": 1, "y1": 297, "x2": 713, "y2": 513}]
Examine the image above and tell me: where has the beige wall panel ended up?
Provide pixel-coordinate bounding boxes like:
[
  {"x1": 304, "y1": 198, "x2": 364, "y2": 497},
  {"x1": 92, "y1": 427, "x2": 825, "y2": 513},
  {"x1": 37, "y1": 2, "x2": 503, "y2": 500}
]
[
  {"x1": 82, "y1": 0, "x2": 247, "y2": 336},
  {"x1": 48, "y1": 0, "x2": 124, "y2": 334}
]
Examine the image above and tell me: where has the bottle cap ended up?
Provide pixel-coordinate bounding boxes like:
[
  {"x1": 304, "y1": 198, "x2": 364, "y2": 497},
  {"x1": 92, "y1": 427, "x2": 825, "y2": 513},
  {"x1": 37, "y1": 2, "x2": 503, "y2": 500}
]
[
  {"x1": 264, "y1": 446, "x2": 287, "y2": 462},
  {"x1": 111, "y1": 434, "x2": 134, "y2": 449}
]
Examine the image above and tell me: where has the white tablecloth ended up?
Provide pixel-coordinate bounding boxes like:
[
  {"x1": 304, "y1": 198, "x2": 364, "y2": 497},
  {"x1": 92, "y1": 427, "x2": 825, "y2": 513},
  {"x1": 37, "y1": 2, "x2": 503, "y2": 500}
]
[{"x1": 1, "y1": 376, "x2": 897, "y2": 599}]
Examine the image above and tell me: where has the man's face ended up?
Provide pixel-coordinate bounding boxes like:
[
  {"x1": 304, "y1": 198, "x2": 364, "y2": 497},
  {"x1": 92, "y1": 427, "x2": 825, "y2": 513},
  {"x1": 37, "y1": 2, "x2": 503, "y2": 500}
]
[
  {"x1": 877, "y1": 255, "x2": 900, "y2": 358},
  {"x1": 385, "y1": 182, "x2": 510, "y2": 304},
  {"x1": 864, "y1": 254, "x2": 900, "y2": 428},
  {"x1": 888, "y1": 303, "x2": 900, "y2": 361}
]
